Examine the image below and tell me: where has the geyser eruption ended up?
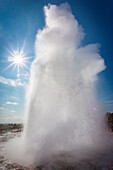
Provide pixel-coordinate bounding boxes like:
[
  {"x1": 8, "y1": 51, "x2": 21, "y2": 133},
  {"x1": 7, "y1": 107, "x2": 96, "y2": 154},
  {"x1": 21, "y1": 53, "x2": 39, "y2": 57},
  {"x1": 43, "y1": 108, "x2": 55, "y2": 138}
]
[
  {"x1": 23, "y1": 2, "x2": 106, "y2": 162},
  {"x1": 6, "y1": 3, "x2": 112, "y2": 166}
]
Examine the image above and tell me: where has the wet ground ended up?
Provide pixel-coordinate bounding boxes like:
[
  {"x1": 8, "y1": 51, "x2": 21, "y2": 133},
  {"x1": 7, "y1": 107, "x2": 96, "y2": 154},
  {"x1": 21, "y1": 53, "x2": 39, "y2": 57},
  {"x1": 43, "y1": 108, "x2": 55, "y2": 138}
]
[
  {"x1": 0, "y1": 124, "x2": 113, "y2": 170},
  {"x1": 0, "y1": 125, "x2": 30, "y2": 170}
]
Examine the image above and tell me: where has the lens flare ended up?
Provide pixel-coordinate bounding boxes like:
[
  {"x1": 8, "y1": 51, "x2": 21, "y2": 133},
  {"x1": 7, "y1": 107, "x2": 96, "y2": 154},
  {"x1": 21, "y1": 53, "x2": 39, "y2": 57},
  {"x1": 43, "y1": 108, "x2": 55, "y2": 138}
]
[
  {"x1": 6, "y1": 45, "x2": 31, "y2": 76},
  {"x1": 91, "y1": 105, "x2": 97, "y2": 111}
]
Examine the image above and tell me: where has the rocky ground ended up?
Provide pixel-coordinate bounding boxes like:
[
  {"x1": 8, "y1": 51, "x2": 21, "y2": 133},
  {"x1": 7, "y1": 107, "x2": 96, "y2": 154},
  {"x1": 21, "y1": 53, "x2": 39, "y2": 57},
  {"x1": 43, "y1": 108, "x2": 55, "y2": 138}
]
[
  {"x1": 1, "y1": 124, "x2": 113, "y2": 170},
  {"x1": 0, "y1": 124, "x2": 29, "y2": 170}
]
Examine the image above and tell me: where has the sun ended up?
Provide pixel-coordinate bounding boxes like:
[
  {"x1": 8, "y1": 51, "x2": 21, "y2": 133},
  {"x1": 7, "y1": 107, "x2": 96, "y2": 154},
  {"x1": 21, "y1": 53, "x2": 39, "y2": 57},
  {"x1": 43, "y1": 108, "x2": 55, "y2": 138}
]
[
  {"x1": 13, "y1": 52, "x2": 24, "y2": 64},
  {"x1": 9, "y1": 50, "x2": 26, "y2": 66},
  {"x1": 7, "y1": 47, "x2": 30, "y2": 76}
]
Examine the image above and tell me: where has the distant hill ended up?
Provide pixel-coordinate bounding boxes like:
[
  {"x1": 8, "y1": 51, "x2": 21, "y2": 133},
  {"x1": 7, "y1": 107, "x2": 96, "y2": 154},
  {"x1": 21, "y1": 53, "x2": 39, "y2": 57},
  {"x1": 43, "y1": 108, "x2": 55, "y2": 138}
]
[{"x1": 106, "y1": 112, "x2": 113, "y2": 132}]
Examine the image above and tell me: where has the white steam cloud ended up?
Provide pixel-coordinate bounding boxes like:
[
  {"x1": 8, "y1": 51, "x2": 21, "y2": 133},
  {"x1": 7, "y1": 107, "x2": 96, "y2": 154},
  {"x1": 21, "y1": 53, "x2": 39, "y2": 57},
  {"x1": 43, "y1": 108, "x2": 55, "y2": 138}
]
[{"x1": 6, "y1": 3, "x2": 111, "y2": 166}]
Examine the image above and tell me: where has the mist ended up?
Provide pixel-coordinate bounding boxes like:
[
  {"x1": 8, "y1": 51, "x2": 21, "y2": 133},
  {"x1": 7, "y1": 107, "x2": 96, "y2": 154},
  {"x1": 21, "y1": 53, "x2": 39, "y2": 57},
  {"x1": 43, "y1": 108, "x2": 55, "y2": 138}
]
[{"x1": 6, "y1": 3, "x2": 113, "y2": 166}]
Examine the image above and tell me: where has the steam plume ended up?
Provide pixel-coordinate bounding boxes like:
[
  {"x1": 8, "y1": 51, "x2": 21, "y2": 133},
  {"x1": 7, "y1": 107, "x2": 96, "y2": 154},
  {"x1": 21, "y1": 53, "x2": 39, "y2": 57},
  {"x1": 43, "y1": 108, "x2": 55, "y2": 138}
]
[{"x1": 7, "y1": 3, "x2": 111, "y2": 165}]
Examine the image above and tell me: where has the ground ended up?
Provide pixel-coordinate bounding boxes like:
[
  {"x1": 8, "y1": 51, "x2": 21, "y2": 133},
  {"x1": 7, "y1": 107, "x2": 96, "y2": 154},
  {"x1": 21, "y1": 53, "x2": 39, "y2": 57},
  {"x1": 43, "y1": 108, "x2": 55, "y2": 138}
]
[{"x1": 0, "y1": 122, "x2": 113, "y2": 170}]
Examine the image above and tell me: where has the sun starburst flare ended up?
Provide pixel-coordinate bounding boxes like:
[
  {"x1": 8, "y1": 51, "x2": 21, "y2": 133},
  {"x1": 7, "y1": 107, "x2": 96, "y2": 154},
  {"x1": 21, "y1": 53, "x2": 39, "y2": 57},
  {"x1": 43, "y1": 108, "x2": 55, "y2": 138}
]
[{"x1": 6, "y1": 47, "x2": 31, "y2": 76}]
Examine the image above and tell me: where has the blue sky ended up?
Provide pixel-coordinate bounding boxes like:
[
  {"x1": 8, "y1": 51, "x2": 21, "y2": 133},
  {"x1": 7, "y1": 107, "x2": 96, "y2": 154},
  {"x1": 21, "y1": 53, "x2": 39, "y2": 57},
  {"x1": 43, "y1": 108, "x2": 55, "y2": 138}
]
[{"x1": 0, "y1": 0, "x2": 113, "y2": 123}]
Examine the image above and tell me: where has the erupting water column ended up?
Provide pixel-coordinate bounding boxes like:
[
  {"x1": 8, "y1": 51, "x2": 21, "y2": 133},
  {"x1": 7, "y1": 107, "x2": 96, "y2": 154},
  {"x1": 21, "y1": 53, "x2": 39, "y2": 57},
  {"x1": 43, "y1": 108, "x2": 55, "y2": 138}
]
[
  {"x1": 7, "y1": 3, "x2": 112, "y2": 166},
  {"x1": 22, "y1": 3, "x2": 108, "y2": 164}
]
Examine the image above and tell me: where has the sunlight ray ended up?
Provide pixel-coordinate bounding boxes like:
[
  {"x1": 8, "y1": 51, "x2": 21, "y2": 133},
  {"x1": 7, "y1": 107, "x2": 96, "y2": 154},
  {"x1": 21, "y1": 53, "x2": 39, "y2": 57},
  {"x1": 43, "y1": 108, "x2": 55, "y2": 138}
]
[{"x1": 6, "y1": 46, "x2": 30, "y2": 75}]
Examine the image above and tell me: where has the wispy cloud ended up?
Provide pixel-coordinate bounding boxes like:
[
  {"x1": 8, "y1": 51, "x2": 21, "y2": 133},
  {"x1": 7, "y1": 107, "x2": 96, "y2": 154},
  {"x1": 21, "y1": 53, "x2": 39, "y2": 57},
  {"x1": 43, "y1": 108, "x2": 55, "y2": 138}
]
[
  {"x1": 0, "y1": 76, "x2": 16, "y2": 86},
  {"x1": 0, "y1": 107, "x2": 4, "y2": 109},
  {"x1": 0, "y1": 76, "x2": 26, "y2": 87},
  {"x1": 0, "y1": 115, "x2": 24, "y2": 123},
  {"x1": 0, "y1": 24, "x2": 3, "y2": 38},
  {"x1": 6, "y1": 101, "x2": 18, "y2": 105},
  {"x1": 10, "y1": 96, "x2": 18, "y2": 100},
  {"x1": 104, "y1": 100, "x2": 113, "y2": 104},
  {"x1": 10, "y1": 110, "x2": 16, "y2": 113},
  {"x1": 20, "y1": 71, "x2": 30, "y2": 80}
]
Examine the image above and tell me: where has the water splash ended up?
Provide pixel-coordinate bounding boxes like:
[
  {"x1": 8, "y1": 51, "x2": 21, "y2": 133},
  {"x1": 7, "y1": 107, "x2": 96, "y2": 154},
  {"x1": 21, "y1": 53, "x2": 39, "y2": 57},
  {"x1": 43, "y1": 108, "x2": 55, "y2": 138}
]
[{"x1": 6, "y1": 3, "x2": 112, "y2": 166}]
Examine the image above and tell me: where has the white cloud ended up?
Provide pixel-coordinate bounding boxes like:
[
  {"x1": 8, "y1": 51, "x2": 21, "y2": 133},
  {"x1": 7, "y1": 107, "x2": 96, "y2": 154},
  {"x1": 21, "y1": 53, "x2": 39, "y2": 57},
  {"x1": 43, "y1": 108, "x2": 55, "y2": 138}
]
[
  {"x1": 10, "y1": 110, "x2": 16, "y2": 113},
  {"x1": 0, "y1": 76, "x2": 16, "y2": 86},
  {"x1": 0, "y1": 24, "x2": 3, "y2": 38},
  {"x1": 0, "y1": 115, "x2": 24, "y2": 123},
  {"x1": 6, "y1": 101, "x2": 18, "y2": 105},
  {"x1": 0, "y1": 76, "x2": 26, "y2": 87},
  {"x1": 10, "y1": 96, "x2": 18, "y2": 100},
  {"x1": 20, "y1": 71, "x2": 30, "y2": 80},
  {"x1": 0, "y1": 107, "x2": 4, "y2": 109},
  {"x1": 104, "y1": 100, "x2": 113, "y2": 104}
]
